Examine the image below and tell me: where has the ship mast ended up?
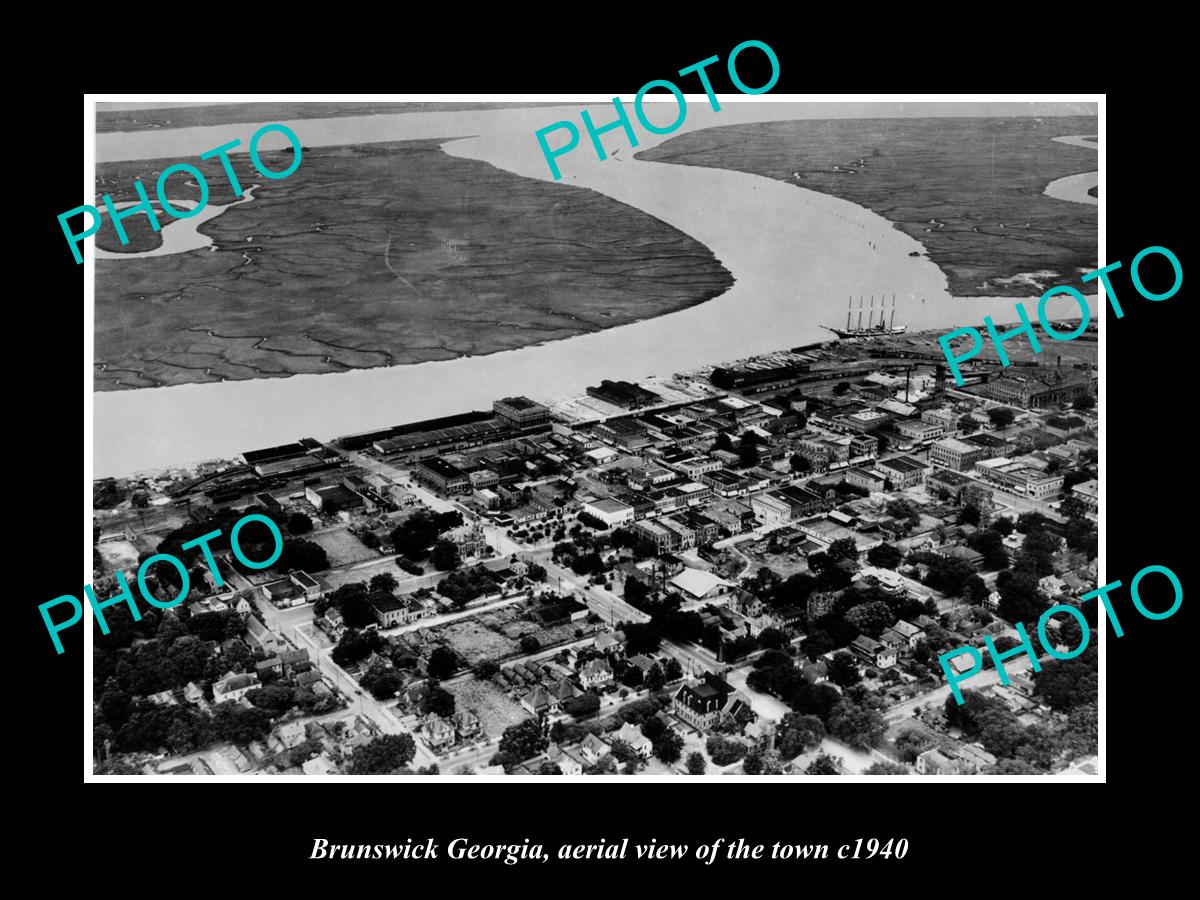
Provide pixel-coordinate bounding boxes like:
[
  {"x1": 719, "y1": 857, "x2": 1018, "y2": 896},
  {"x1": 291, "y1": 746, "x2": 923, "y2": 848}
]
[
  {"x1": 869, "y1": 295, "x2": 875, "y2": 330},
  {"x1": 846, "y1": 297, "x2": 851, "y2": 332},
  {"x1": 857, "y1": 296, "x2": 863, "y2": 331},
  {"x1": 890, "y1": 294, "x2": 896, "y2": 330}
]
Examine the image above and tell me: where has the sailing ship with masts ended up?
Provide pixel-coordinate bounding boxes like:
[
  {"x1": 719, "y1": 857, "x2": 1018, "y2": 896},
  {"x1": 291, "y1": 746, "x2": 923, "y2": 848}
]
[{"x1": 823, "y1": 294, "x2": 907, "y2": 339}]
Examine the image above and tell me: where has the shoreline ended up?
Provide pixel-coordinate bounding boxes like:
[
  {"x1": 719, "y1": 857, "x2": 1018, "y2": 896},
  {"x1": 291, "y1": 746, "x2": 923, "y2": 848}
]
[{"x1": 93, "y1": 103, "x2": 1097, "y2": 476}]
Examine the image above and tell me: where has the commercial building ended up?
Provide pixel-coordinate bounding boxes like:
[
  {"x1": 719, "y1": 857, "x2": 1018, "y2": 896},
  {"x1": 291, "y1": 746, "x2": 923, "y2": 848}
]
[
  {"x1": 586, "y1": 380, "x2": 661, "y2": 410},
  {"x1": 876, "y1": 455, "x2": 929, "y2": 489},
  {"x1": 581, "y1": 497, "x2": 635, "y2": 527},
  {"x1": 369, "y1": 593, "x2": 408, "y2": 628},
  {"x1": 493, "y1": 396, "x2": 551, "y2": 429},
  {"x1": 975, "y1": 459, "x2": 1064, "y2": 499},
  {"x1": 305, "y1": 483, "x2": 365, "y2": 515},
  {"x1": 751, "y1": 485, "x2": 826, "y2": 527},
  {"x1": 413, "y1": 457, "x2": 470, "y2": 495},
  {"x1": 896, "y1": 419, "x2": 945, "y2": 444},
  {"x1": 985, "y1": 371, "x2": 1096, "y2": 409},
  {"x1": 929, "y1": 438, "x2": 991, "y2": 472}
]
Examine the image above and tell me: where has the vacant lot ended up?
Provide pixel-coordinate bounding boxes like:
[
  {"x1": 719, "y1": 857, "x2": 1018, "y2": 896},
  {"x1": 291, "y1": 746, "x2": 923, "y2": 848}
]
[
  {"x1": 447, "y1": 679, "x2": 531, "y2": 739},
  {"x1": 638, "y1": 116, "x2": 1098, "y2": 297},
  {"x1": 438, "y1": 619, "x2": 519, "y2": 665},
  {"x1": 311, "y1": 528, "x2": 378, "y2": 567}
]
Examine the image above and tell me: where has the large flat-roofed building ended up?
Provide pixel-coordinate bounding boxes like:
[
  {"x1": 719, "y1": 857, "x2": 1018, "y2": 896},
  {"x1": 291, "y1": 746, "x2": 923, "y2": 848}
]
[
  {"x1": 845, "y1": 409, "x2": 890, "y2": 433},
  {"x1": 877, "y1": 455, "x2": 929, "y2": 489},
  {"x1": 305, "y1": 483, "x2": 365, "y2": 514},
  {"x1": 581, "y1": 497, "x2": 635, "y2": 527},
  {"x1": 896, "y1": 419, "x2": 945, "y2": 444},
  {"x1": 413, "y1": 457, "x2": 470, "y2": 494},
  {"x1": 751, "y1": 485, "x2": 826, "y2": 527},
  {"x1": 985, "y1": 371, "x2": 1096, "y2": 409},
  {"x1": 975, "y1": 459, "x2": 1064, "y2": 499},
  {"x1": 929, "y1": 437, "x2": 991, "y2": 472},
  {"x1": 369, "y1": 592, "x2": 407, "y2": 628},
  {"x1": 586, "y1": 380, "x2": 661, "y2": 410},
  {"x1": 493, "y1": 396, "x2": 551, "y2": 429}
]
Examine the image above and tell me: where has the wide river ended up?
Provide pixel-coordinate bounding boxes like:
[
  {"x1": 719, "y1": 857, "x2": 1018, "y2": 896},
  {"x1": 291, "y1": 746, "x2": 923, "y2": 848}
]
[{"x1": 93, "y1": 101, "x2": 1096, "y2": 478}]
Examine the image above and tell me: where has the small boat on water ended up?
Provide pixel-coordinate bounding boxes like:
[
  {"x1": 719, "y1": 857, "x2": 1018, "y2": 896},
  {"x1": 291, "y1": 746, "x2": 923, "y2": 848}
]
[{"x1": 823, "y1": 294, "x2": 907, "y2": 338}]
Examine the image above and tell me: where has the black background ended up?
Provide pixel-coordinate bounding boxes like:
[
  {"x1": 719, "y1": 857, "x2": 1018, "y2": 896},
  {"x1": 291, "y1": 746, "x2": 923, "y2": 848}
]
[{"x1": 22, "y1": 22, "x2": 1189, "y2": 886}]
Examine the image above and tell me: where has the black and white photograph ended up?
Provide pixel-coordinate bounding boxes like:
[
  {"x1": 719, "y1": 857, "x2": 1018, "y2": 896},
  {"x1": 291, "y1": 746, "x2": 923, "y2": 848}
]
[{"x1": 79, "y1": 94, "x2": 1107, "y2": 781}]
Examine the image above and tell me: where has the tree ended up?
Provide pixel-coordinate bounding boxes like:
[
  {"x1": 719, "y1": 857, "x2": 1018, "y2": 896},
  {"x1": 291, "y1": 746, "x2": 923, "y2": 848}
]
[
  {"x1": 662, "y1": 657, "x2": 683, "y2": 682},
  {"x1": 758, "y1": 627, "x2": 789, "y2": 650},
  {"x1": 621, "y1": 622, "x2": 661, "y2": 655},
  {"x1": 827, "y1": 699, "x2": 885, "y2": 751},
  {"x1": 686, "y1": 751, "x2": 707, "y2": 775},
  {"x1": 331, "y1": 628, "x2": 384, "y2": 667},
  {"x1": 422, "y1": 684, "x2": 456, "y2": 718},
  {"x1": 832, "y1": 381, "x2": 851, "y2": 396},
  {"x1": 987, "y1": 407, "x2": 1016, "y2": 428},
  {"x1": 497, "y1": 718, "x2": 548, "y2": 765},
  {"x1": 519, "y1": 635, "x2": 541, "y2": 655},
  {"x1": 790, "y1": 453, "x2": 810, "y2": 473},
  {"x1": 776, "y1": 713, "x2": 825, "y2": 759},
  {"x1": 895, "y1": 730, "x2": 937, "y2": 763},
  {"x1": 1073, "y1": 393, "x2": 1095, "y2": 411},
  {"x1": 653, "y1": 730, "x2": 684, "y2": 764},
  {"x1": 644, "y1": 663, "x2": 665, "y2": 691},
  {"x1": 968, "y1": 530, "x2": 1010, "y2": 570},
  {"x1": 473, "y1": 659, "x2": 500, "y2": 680},
  {"x1": 805, "y1": 753, "x2": 841, "y2": 775},
  {"x1": 562, "y1": 692, "x2": 601, "y2": 719},
  {"x1": 845, "y1": 601, "x2": 896, "y2": 639},
  {"x1": 348, "y1": 734, "x2": 416, "y2": 774},
  {"x1": 957, "y1": 504, "x2": 981, "y2": 527},
  {"x1": 863, "y1": 761, "x2": 908, "y2": 775},
  {"x1": 996, "y1": 571, "x2": 1048, "y2": 626},
  {"x1": 286, "y1": 511, "x2": 313, "y2": 534},
  {"x1": 828, "y1": 652, "x2": 861, "y2": 688},
  {"x1": 827, "y1": 537, "x2": 859, "y2": 563},
  {"x1": 369, "y1": 572, "x2": 398, "y2": 594},
  {"x1": 737, "y1": 440, "x2": 760, "y2": 468},
  {"x1": 431, "y1": 539, "x2": 461, "y2": 572},
  {"x1": 427, "y1": 646, "x2": 460, "y2": 679},
  {"x1": 958, "y1": 415, "x2": 979, "y2": 434},
  {"x1": 361, "y1": 667, "x2": 404, "y2": 701},
  {"x1": 705, "y1": 736, "x2": 747, "y2": 766},
  {"x1": 743, "y1": 749, "x2": 785, "y2": 775},
  {"x1": 390, "y1": 509, "x2": 461, "y2": 560},
  {"x1": 964, "y1": 574, "x2": 990, "y2": 604},
  {"x1": 866, "y1": 543, "x2": 902, "y2": 570},
  {"x1": 1033, "y1": 650, "x2": 1098, "y2": 711},
  {"x1": 624, "y1": 577, "x2": 650, "y2": 607}
]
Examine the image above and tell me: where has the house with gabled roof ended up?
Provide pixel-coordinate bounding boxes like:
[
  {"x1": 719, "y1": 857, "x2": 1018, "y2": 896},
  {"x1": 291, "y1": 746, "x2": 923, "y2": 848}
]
[
  {"x1": 611, "y1": 723, "x2": 653, "y2": 758},
  {"x1": 546, "y1": 677, "x2": 581, "y2": 705},
  {"x1": 580, "y1": 732, "x2": 612, "y2": 764},
  {"x1": 579, "y1": 658, "x2": 613, "y2": 690},
  {"x1": 521, "y1": 685, "x2": 554, "y2": 716},
  {"x1": 213, "y1": 671, "x2": 260, "y2": 703}
]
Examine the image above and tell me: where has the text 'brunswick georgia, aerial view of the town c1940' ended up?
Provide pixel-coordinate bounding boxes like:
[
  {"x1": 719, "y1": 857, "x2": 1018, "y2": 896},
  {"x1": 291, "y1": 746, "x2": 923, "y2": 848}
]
[{"x1": 89, "y1": 98, "x2": 1099, "y2": 779}]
